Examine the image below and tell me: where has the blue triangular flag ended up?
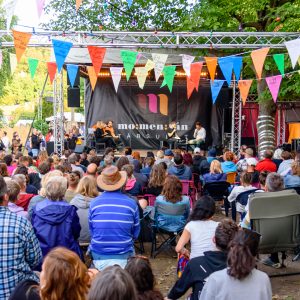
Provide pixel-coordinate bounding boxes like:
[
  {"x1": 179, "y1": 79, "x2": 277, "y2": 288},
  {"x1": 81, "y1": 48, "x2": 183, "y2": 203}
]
[
  {"x1": 127, "y1": 0, "x2": 133, "y2": 7},
  {"x1": 67, "y1": 64, "x2": 79, "y2": 88},
  {"x1": 52, "y1": 39, "x2": 73, "y2": 72},
  {"x1": 218, "y1": 57, "x2": 233, "y2": 86},
  {"x1": 231, "y1": 56, "x2": 243, "y2": 82},
  {"x1": 210, "y1": 80, "x2": 225, "y2": 104}
]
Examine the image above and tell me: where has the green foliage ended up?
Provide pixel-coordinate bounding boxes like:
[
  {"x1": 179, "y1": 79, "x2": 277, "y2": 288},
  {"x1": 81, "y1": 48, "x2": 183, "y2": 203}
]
[{"x1": 33, "y1": 119, "x2": 49, "y2": 135}]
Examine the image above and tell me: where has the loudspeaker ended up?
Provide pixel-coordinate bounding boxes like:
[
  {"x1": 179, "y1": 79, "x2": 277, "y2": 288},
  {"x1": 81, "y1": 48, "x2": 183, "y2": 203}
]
[
  {"x1": 46, "y1": 142, "x2": 54, "y2": 156},
  {"x1": 67, "y1": 70, "x2": 80, "y2": 87},
  {"x1": 74, "y1": 145, "x2": 85, "y2": 154},
  {"x1": 67, "y1": 87, "x2": 80, "y2": 107}
]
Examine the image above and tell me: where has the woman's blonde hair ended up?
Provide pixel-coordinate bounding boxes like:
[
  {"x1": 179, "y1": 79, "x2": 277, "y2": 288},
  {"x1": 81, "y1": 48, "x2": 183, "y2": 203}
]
[
  {"x1": 210, "y1": 160, "x2": 222, "y2": 174},
  {"x1": 38, "y1": 150, "x2": 49, "y2": 164},
  {"x1": 76, "y1": 176, "x2": 99, "y2": 198},
  {"x1": 39, "y1": 170, "x2": 63, "y2": 197},
  {"x1": 291, "y1": 161, "x2": 300, "y2": 176},
  {"x1": 40, "y1": 247, "x2": 90, "y2": 300}
]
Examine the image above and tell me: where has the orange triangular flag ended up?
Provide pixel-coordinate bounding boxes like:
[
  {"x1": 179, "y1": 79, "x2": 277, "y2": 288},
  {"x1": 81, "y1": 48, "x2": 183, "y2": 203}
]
[
  {"x1": 87, "y1": 46, "x2": 106, "y2": 75},
  {"x1": 12, "y1": 30, "x2": 32, "y2": 63},
  {"x1": 238, "y1": 80, "x2": 253, "y2": 106},
  {"x1": 47, "y1": 62, "x2": 57, "y2": 84},
  {"x1": 87, "y1": 66, "x2": 98, "y2": 90},
  {"x1": 76, "y1": 0, "x2": 83, "y2": 10},
  {"x1": 190, "y1": 62, "x2": 203, "y2": 91},
  {"x1": 204, "y1": 57, "x2": 218, "y2": 82},
  {"x1": 250, "y1": 48, "x2": 270, "y2": 80},
  {"x1": 187, "y1": 77, "x2": 195, "y2": 100}
]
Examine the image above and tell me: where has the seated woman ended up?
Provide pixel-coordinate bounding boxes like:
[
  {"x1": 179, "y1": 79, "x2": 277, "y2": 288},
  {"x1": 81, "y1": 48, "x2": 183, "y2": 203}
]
[
  {"x1": 203, "y1": 160, "x2": 227, "y2": 184},
  {"x1": 284, "y1": 161, "x2": 300, "y2": 188},
  {"x1": 121, "y1": 164, "x2": 142, "y2": 196},
  {"x1": 125, "y1": 256, "x2": 164, "y2": 300},
  {"x1": 31, "y1": 176, "x2": 83, "y2": 267},
  {"x1": 175, "y1": 196, "x2": 218, "y2": 259},
  {"x1": 94, "y1": 121, "x2": 116, "y2": 148},
  {"x1": 154, "y1": 175, "x2": 190, "y2": 232},
  {"x1": 199, "y1": 230, "x2": 272, "y2": 300},
  {"x1": 221, "y1": 151, "x2": 237, "y2": 174},
  {"x1": 144, "y1": 164, "x2": 166, "y2": 196},
  {"x1": 141, "y1": 157, "x2": 155, "y2": 178}
]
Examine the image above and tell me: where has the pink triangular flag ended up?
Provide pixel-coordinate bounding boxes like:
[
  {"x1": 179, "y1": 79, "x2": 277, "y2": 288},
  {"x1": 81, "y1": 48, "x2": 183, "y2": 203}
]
[
  {"x1": 265, "y1": 75, "x2": 282, "y2": 103},
  {"x1": 35, "y1": 0, "x2": 45, "y2": 18}
]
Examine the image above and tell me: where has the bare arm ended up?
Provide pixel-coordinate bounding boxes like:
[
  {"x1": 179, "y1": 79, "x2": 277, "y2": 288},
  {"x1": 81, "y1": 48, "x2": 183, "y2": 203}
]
[{"x1": 175, "y1": 228, "x2": 191, "y2": 254}]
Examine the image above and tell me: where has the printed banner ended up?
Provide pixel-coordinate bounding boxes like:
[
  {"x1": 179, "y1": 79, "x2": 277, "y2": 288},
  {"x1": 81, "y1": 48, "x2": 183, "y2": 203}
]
[
  {"x1": 218, "y1": 57, "x2": 233, "y2": 86},
  {"x1": 110, "y1": 67, "x2": 123, "y2": 92},
  {"x1": 28, "y1": 58, "x2": 39, "y2": 79},
  {"x1": 35, "y1": 0, "x2": 45, "y2": 18},
  {"x1": 87, "y1": 46, "x2": 106, "y2": 75},
  {"x1": 47, "y1": 62, "x2": 57, "y2": 84},
  {"x1": 273, "y1": 53, "x2": 285, "y2": 75},
  {"x1": 205, "y1": 57, "x2": 218, "y2": 82},
  {"x1": 250, "y1": 48, "x2": 270, "y2": 80},
  {"x1": 238, "y1": 80, "x2": 253, "y2": 106},
  {"x1": 161, "y1": 65, "x2": 176, "y2": 92},
  {"x1": 12, "y1": 30, "x2": 32, "y2": 63},
  {"x1": 9, "y1": 53, "x2": 17, "y2": 74},
  {"x1": 182, "y1": 54, "x2": 195, "y2": 77},
  {"x1": 52, "y1": 39, "x2": 73, "y2": 72},
  {"x1": 87, "y1": 66, "x2": 98, "y2": 90},
  {"x1": 210, "y1": 80, "x2": 225, "y2": 104},
  {"x1": 66, "y1": 64, "x2": 79, "y2": 87},
  {"x1": 266, "y1": 75, "x2": 282, "y2": 103},
  {"x1": 285, "y1": 39, "x2": 300, "y2": 69},
  {"x1": 135, "y1": 67, "x2": 148, "y2": 90},
  {"x1": 121, "y1": 50, "x2": 138, "y2": 81},
  {"x1": 152, "y1": 53, "x2": 168, "y2": 81}
]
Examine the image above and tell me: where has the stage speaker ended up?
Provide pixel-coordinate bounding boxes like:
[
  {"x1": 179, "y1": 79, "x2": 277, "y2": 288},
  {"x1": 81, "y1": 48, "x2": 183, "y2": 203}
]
[
  {"x1": 46, "y1": 142, "x2": 54, "y2": 156},
  {"x1": 67, "y1": 70, "x2": 80, "y2": 87},
  {"x1": 67, "y1": 87, "x2": 80, "y2": 107},
  {"x1": 74, "y1": 145, "x2": 85, "y2": 154}
]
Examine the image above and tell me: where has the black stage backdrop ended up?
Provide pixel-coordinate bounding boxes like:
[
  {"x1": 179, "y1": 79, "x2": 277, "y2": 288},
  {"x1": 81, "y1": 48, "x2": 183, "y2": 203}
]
[{"x1": 85, "y1": 79, "x2": 231, "y2": 149}]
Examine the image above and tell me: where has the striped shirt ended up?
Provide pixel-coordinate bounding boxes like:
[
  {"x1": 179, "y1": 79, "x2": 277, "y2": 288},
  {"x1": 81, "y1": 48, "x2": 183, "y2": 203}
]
[{"x1": 89, "y1": 191, "x2": 140, "y2": 255}]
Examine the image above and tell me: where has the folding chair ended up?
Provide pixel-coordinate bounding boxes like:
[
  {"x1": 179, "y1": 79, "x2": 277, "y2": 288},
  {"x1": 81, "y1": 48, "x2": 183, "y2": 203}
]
[
  {"x1": 235, "y1": 189, "x2": 259, "y2": 221},
  {"x1": 181, "y1": 180, "x2": 197, "y2": 206},
  {"x1": 143, "y1": 194, "x2": 157, "y2": 206},
  {"x1": 135, "y1": 208, "x2": 152, "y2": 254}
]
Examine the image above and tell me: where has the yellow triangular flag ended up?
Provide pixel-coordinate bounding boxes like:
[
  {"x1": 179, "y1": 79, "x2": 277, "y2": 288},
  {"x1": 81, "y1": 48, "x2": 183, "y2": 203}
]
[
  {"x1": 12, "y1": 30, "x2": 32, "y2": 63},
  {"x1": 87, "y1": 66, "x2": 97, "y2": 90},
  {"x1": 145, "y1": 59, "x2": 155, "y2": 71}
]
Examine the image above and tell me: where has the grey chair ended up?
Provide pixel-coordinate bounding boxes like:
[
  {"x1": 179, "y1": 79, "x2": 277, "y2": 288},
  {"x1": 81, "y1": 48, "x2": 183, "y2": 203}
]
[{"x1": 249, "y1": 189, "x2": 300, "y2": 274}]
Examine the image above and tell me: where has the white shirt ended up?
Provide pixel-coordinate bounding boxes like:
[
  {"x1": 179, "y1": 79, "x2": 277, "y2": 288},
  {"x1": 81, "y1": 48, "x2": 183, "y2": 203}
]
[
  {"x1": 1, "y1": 136, "x2": 10, "y2": 149},
  {"x1": 228, "y1": 185, "x2": 256, "y2": 213},
  {"x1": 185, "y1": 220, "x2": 219, "y2": 259},
  {"x1": 193, "y1": 127, "x2": 206, "y2": 141}
]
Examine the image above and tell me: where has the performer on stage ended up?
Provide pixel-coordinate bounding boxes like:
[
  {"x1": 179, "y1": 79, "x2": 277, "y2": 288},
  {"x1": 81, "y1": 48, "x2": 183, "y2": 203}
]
[
  {"x1": 167, "y1": 121, "x2": 180, "y2": 149},
  {"x1": 94, "y1": 121, "x2": 116, "y2": 148},
  {"x1": 105, "y1": 120, "x2": 119, "y2": 140},
  {"x1": 188, "y1": 121, "x2": 206, "y2": 148}
]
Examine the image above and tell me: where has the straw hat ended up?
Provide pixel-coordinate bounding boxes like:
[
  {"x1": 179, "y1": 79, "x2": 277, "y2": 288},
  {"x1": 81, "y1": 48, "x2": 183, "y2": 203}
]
[{"x1": 97, "y1": 166, "x2": 127, "y2": 191}]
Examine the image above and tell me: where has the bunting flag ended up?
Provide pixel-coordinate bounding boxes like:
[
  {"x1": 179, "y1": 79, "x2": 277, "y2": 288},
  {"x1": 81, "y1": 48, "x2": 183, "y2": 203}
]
[
  {"x1": 218, "y1": 57, "x2": 233, "y2": 86},
  {"x1": 3, "y1": 0, "x2": 18, "y2": 31},
  {"x1": 238, "y1": 80, "x2": 253, "y2": 106},
  {"x1": 66, "y1": 64, "x2": 79, "y2": 87},
  {"x1": 135, "y1": 67, "x2": 148, "y2": 90},
  {"x1": 161, "y1": 65, "x2": 176, "y2": 92},
  {"x1": 266, "y1": 75, "x2": 282, "y2": 103},
  {"x1": 35, "y1": 0, "x2": 45, "y2": 18},
  {"x1": 121, "y1": 50, "x2": 138, "y2": 81},
  {"x1": 9, "y1": 53, "x2": 17, "y2": 74},
  {"x1": 187, "y1": 62, "x2": 203, "y2": 99},
  {"x1": 28, "y1": 58, "x2": 39, "y2": 79},
  {"x1": 204, "y1": 57, "x2": 218, "y2": 82},
  {"x1": 87, "y1": 66, "x2": 98, "y2": 90},
  {"x1": 231, "y1": 56, "x2": 243, "y2": 82},
  {"x1": 110, "y1": 67, "x2": 123, "y2": 92},
  {"x1": 127, "y1": 0, "x2": 133, "y2": 6},
  {"x1": 210, "y1": 80, "x2": 225, "y2": 104},
  {"x1": 152, "y1": 53, "x2": 168, "y2": 81},
  {"x1": 285, "y1": 39, "x2": 300, "y2": 69},
  {"x1": 250, "y1": 48, "x2": 270, "y2": 80},
  {"x1": 76, "y1": 0, "x2": 83, "y2": 10},
  {"x1": 182, "y1": 54, "x2": 195, "y2": 77},
  {"x1": 0, "y1": 50, "x2": 2, "y2": 69},
  {"x1": 273, "y1": 54, "x2": 285, "y2": 75},
  {"x1": 145, "y1": 59, "x2": 155, "y2": 71},
  {"x1": 52, "y1": 39, "x2": 73, "y2": 73},
  {"x1": 12, "y1": 30, "x2": 32, "y2": 63},
  {"x1": 87, "y1": 46, "x2": 106, "y2": 75},
  {"x1": 47, "y1": 62, "x2": 57, "y2": 84}
]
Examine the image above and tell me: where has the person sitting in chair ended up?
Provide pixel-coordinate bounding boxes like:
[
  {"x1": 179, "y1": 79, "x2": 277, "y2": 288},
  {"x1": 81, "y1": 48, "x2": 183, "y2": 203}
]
[
  {"x1": 188, "y1": 122, "x2": 206, "y2": 149},
  {"x1": 94, "y1": 121, "x2": 116, "y2": 149},
  {"x1": 167, "y1": 121, "x2": 180, "y2": 149}
]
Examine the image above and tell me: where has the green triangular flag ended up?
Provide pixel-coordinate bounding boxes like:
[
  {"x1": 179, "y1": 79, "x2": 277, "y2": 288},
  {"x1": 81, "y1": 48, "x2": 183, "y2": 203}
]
[
  {"x1": 161, "y1": 65, "x2": 176, "y2": 92},
  {"x1": 28, "y1": 58, "x2": 39, "y2": 79},
  {"x1": 273, "y1": 54, "x2": 285, "y2": 76},
  {"x1": 120, "y1": 50, "x2": 138, "y2": 81}
]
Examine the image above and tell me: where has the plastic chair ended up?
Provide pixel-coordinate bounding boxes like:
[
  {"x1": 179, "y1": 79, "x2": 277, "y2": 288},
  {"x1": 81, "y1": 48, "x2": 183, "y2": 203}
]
[
  {"x1": 143, "y1": 194, "x2": 157, "y2": 206},
  {"x1": 181, "y1": 180, "x2": 197, "y2": 205},
  {"x1": 226, "y1": 172, "x2": 237, "y2": 185}
]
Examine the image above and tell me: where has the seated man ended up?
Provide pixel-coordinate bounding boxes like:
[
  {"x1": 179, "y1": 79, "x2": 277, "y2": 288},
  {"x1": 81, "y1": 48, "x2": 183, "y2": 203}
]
[
  {"x1": 89, "y1": 166, "x2": 140, "y2": 271},
  {"x1": 168, "y1": 154, "x2": 192, "y2": 180},
  {"x1": 155, "y1": 149, "x2": 174, "y2": 169},
  {"x1": 255, "y1": 150, "x2": 277, "y2": 173},
  {"x1": 167, "y1": 219, "x2": 238, "y2": 300},
  {"x1": 188, "y1": 122, "x2": 206, "y2": 148},
  {"x1": 0, "y1": 176, "x2": 42, "y2": 299}
]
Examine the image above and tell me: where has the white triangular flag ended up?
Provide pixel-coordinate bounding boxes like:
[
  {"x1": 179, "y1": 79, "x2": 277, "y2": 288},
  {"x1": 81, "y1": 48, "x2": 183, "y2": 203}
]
[
  {"x1": 9, "y1": 53, "x2": 17, "y2": 74},
  {"x1": 145, "y1": 59, "x2": 155, "y2": 71},
  {"x1": 135, "y1": 67, "x2": 148, "y2": 89},
  {"x1": 285, "y1": 39, "x2": 300, "y2": 69},
  {"x1": 152, "y1": 53, "x2": 168, "y2": 81},
  {"x1": 110, "y1": 67, "x2": 123, "y2": 93},
  {"x1": 182, "y1": 54, "x2": 195, "y2": 77},
  {"x1": 3, "y1": 0, "x2": 18, "y2": 32}
]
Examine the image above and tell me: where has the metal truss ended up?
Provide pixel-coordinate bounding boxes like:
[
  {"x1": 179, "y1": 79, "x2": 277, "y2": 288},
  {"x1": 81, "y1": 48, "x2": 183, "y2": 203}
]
[
  {"x1": 0, "y1": 30, "x2": 299, "y2": 49},
  {"x1": 277, "y1": 104, "x2": 286, "y2": 146},
  {"x1": 53, "y1": 72, "x2": 64, "y2": 156}
]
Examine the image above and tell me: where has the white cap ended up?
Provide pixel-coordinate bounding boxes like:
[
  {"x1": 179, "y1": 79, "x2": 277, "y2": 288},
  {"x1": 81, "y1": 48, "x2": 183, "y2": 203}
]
[
  {"x1": 246, "y1": 157, "x2": 258, "y2": 166},
  {"x1": 194, "y1": 147, "x2": 201, "y2": 154}
]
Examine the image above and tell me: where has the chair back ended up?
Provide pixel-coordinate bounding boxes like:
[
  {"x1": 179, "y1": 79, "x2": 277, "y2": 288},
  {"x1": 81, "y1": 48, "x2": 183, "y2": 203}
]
[
  {"x1": 236, "y1": 189, "x2": 259, "y2": 206},
  {"x1": 249, "y1": 189, "x2": 300, "y2": 254},
  {"x1": 226, "y1": 172, "x2": 237, "y2": 184},
  {"x1": 143, "y1": 194, "x2": 157, "y2": 206},
  {"x1": 180, "y1": 180, "x2": 190, "y2": 195},
  {"x1": 285, "y1": 186, "x2": 300, "y2": 195},
  {"x1": 203, "y1": 181, "x2": 231, "y2": 201}
]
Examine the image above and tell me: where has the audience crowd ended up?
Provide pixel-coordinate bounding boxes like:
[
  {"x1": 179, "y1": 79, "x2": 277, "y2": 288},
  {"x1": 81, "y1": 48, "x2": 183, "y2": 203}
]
[{"x1": 0, "y1": 138, "x2": 300, "y2": 299}]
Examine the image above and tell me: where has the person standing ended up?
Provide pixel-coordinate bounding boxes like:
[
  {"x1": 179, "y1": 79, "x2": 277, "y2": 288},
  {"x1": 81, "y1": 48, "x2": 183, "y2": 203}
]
[
  {"x1": 188, "y1": 122, "x2": 206, "y2": 148},
  {"x1": 1, "y1": 131, "x2": 10, "y2": 153},
  {"x1": 31, "y1": 129, "x2": 41, "y2": 158}
]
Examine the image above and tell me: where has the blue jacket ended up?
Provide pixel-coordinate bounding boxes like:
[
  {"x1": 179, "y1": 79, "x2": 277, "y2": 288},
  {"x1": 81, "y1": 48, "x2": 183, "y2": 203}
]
[
  {"x1": 203, "y1": 173, "x2": 227, "y2": 184},
  {"x1": 168, "y1": 165, "x2": 192, "y2": 180},
  {"x1": 89, "y1": 191, "x2": 140, "y2": 255},
  {"x1": 31, "y1": 199, "x2": 82, "y2": 262},
  {"x1": 141, "y1": 166, "x2": 152, "y2": 178},
  {"x1": 221, "y1": 161, "x2": 237, "y2": 173},
  {"x1": 284, "y1": 175, "x2": 300, "y2": 188}
]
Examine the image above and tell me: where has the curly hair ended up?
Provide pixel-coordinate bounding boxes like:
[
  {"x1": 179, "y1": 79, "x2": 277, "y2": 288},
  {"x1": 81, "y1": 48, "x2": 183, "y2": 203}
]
[
  {"x1": 161, "y1": 175, "x2": 182, "y2": 203},
  {"x1": 40, "y1": 247, "x2": 90, "y2": 300},
  {"x1": 148, "y1": 164, "x2": 166, "y2": 188}
]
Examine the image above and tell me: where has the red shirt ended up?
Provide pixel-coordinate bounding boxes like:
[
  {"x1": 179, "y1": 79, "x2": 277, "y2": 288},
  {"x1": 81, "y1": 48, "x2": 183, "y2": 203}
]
[
  {"x1": 255, "y1": 158, "x2": 277, "y2": 173},
  {"x1": 16, "y1": 193, "x2": 35, "y2": 211}
]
